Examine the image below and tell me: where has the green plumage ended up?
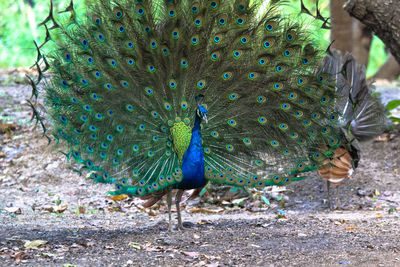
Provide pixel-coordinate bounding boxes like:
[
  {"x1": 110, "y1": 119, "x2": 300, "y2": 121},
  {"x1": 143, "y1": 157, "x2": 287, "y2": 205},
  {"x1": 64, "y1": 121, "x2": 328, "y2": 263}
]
[
  {"x1": 34, "y1": 0, "x2": 344, "y2": 197},
  {"x1": 171, "y1": 121, "x2": 192, "y2": 162}
]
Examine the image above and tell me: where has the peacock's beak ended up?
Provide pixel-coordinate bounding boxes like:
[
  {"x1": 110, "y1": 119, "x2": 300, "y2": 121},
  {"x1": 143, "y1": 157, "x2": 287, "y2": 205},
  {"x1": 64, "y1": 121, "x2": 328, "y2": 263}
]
[{"x1": 203, "y1": 115, "x2": 208, "y2": 124}]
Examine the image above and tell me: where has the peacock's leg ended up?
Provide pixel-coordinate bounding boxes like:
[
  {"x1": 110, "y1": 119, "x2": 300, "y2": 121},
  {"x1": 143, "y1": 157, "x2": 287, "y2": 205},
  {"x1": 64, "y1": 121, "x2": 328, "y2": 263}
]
[
  {"x1": 327, "y1": 181, "x2": 340, "y2": 210},
  {"x1": 175, "y1": 189, "x2": 185, "y2": 230},
  {"x1": 167, "y1": 189, "x2": 173, "y2": 232},
  {"x1": 326, "y1": 180, "x2": 334, "y2": 210},
  {"x1": 334, "y1": 184, "x2": 341, "y2": 210}
]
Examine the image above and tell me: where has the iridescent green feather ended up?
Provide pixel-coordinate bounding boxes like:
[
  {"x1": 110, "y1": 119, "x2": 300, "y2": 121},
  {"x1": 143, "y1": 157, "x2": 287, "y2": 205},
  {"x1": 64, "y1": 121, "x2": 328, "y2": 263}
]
[{"x1": 171, "y1": 121, "x2": 192, "y2": 162}]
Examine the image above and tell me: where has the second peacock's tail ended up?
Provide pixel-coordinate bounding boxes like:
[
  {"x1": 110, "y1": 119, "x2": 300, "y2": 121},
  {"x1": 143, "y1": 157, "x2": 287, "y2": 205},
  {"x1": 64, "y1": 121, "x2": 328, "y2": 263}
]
[
  {"x1": 31, "y1": 0, "x2": 346, "y2": 218},
  {"x1": 316, "y1": 50, "x2": 386, "y2": 207}
]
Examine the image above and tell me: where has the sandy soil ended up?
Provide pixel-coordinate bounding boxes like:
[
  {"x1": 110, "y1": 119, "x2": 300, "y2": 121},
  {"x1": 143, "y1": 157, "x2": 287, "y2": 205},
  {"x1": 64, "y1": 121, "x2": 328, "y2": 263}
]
[{"x1": 0, "y1": 84, "x2": 399, "y2": 266}]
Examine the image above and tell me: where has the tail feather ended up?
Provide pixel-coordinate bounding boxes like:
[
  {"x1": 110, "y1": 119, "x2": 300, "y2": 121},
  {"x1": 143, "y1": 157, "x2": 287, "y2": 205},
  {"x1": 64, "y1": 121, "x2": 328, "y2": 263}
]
[
  {"x1": 321, "y1": 50, "x2": 386, "y2": 142},
  {"x1": 33, "y1": 0, "x2": 349, "y2": 196}
]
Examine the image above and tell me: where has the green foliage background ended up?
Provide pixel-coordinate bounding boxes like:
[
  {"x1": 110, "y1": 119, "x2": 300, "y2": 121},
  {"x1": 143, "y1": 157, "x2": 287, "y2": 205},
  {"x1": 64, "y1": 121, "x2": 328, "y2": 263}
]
[{"x1": 0, "y1": 0, "x2": 387, "y2": 77}]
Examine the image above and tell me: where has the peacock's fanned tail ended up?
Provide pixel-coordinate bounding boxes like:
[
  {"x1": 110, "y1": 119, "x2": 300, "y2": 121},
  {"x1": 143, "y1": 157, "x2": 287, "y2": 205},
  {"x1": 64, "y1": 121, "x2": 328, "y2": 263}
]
[{"x1": 32, "y1": 0, "x2": 343, "y2": 196}]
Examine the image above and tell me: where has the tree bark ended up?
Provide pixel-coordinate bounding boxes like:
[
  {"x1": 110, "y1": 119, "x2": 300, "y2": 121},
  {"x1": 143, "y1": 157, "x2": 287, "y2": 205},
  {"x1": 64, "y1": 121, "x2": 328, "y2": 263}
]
[{"x1": 344, "y1": 0, "x2": 400, "y2": 64}]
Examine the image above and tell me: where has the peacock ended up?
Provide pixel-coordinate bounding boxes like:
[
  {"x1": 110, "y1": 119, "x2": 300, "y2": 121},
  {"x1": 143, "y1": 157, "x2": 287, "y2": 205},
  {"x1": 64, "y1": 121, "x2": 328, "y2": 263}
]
[
  {"x1": 316, "y1": 49, "x2": 386, "y2": 209},
  {"x1": 30, "y1": 0, "x2": 350, "y2": 230}
]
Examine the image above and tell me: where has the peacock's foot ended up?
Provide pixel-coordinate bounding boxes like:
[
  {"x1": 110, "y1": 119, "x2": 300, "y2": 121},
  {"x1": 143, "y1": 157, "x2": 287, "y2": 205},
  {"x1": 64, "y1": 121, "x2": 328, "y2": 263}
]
[
  {"x1": 327, "y1": 198, "x2": 341, "y2": 210},
  {"x1": 173, "y1": 221, "x2": 194, "y2": 231}
]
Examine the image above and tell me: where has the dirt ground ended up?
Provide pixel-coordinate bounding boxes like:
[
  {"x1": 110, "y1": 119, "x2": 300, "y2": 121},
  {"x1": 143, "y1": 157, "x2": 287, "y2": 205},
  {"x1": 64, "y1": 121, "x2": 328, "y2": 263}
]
[{"x1": 0, "y1": 83, "x2": 400, "y2": 266}]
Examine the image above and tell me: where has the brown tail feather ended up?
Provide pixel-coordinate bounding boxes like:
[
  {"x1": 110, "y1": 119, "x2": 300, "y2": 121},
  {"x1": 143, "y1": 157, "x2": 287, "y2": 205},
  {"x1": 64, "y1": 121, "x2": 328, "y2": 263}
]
[
  {"x1": 318, "y1": 148, "x2": 353, "y2": 185},
  {"x1": 140, "y1": 188, "x2": 169, "y2": 208}
]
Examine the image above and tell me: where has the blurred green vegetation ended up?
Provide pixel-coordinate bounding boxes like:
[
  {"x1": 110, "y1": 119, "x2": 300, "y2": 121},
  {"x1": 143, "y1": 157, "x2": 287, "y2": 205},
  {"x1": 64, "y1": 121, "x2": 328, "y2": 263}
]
[
  {"x1": 0, "y1": 0, "x2": 85, "y2": 68},
  {"x1": 0, "y1": 0, "x2": 388, "y2": 77}
]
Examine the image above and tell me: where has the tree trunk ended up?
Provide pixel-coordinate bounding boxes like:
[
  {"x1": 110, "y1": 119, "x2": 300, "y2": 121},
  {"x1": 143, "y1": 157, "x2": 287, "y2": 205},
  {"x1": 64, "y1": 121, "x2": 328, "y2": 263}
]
[
  {"x1": 330, "y1": 0, "x2": 373, "y2": 66},
  {"x1": 352, "y1": 21, "x2": 372, "y2": 67},
  {"x1": 344, "y1": 0, "x2": 400, "y2": 64},
  {"x1": 331, "y1": 0, "x2": 353, "y2": 53}
]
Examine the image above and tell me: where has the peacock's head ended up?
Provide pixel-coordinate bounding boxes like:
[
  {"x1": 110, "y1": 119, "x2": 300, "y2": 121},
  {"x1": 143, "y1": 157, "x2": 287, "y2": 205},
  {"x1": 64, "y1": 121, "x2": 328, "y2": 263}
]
[{"x1": 195, "y1": 94, "x2": 208, "y2": 123}]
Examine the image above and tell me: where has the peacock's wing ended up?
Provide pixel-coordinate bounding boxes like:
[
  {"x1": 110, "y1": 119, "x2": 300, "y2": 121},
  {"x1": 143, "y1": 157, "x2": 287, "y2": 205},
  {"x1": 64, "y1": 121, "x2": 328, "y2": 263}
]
[
  {"x1": 40, "y1": 0, "x2": 343, "y2": 195},
  {"x1": 321, "y1": 50, "x2": 386, "y2": 142}
]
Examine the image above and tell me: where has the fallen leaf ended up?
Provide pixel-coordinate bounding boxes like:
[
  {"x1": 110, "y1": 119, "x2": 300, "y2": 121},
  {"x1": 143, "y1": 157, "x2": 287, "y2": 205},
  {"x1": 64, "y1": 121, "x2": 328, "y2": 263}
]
[
  {"x1": 143, "y1": 246, "x2": 161, "y2": 252},
  {"x1": 42, "y1": 204, "x2": 68, "y2": 213},
  {"x1": 54, "y1": 204, "x2": 68, "y2": 213},
  {"x1": 344, "y1": 226, "x2": 359, "y2": 230},
  {"x1": 4, "y1": 207, "x2": 21, "y2": 214},
  {"x1": 376, "y1": 213, "x2": 383, "y2": 218},
  {"x1": 261, "y1": 196, "x2": 270, "y2": 206},
  {"x1": 24, "y1": 240, "x2": 48, "y2": 249},
  {"x1": 7, "y1": 235, "x2": 20, "y2": 241},
  {"x1": 388, "y1": 207, "x2": 396, "y2": 214},
  {"x1": 78, "y1": 206, "x2": 86, "y2": 214},
  {"x1": 182, "y1": 251, "x2": 200, "y2": 257},
  {"x1": 41, "y1": 252, "x2": 55, "y2": 258},
  {"x1": 128, "y1": 242, "x2": 141, "y2": 250},
  {"x1": 189, "y1": 207, "x2": 224, "y2": 214},
  {"x1": 197, "y1": 220, "x2": 212, "y2": 225},
  {"x1": 0, "y1": 123, "x2": 17, "y2": 134},
  {"x1": 231, "y1": 197, "x2": 248, "y2": 206},
  {"x1": 12, "y1": 251, "x2": 31, "y2": 263},
  {"x1": 110, "y1": 194, "x2": 128, "y2": 201},
  {"x1": 148, "y1": 209, "x2": 158, "y2": 216}
]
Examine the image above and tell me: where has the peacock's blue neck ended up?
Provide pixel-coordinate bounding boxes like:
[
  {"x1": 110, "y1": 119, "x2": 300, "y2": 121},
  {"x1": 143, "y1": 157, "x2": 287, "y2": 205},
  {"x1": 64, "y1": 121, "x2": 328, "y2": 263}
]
[{"x1": 178, "y1": 114, "x2": 206, "y2": 189}]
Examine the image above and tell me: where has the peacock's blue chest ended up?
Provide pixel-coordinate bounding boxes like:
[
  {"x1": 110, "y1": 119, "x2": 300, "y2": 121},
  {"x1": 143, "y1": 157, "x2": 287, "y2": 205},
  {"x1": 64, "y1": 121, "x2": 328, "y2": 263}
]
[{"x1": 177, "y1": 119, "x2": 207, "y2": 189}]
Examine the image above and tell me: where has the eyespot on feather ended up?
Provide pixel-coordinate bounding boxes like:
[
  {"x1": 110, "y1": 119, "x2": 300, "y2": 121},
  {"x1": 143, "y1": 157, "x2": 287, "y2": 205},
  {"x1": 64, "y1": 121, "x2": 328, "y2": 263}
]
[
  {"x1": 113, "y1": 7, "x2": 123, "y2": 18},
  {"x1": 194, "y1": 16, "x2": 202, "y2": 26},
  {"x1": 286, "y1": 30, "x2": 296, "y2": 41},
  {"x1": 210, "y1": 51, "x2": 220, "y2": 61},
  {"x1": 92, "y1": 15, "x2": 101, "y2": 25},
  {"x1": 265, "y1": 20, "x2": 277, "y2": 31},
  {"x1": 236, "y1": 15, "x2": 246, "y2": 25},
  {"x1": 137, "y1": 5, "x2": 145, "y2": 15},
  {"x1": 303, "y1": 44, "x2": 315, "y2": 55},
  {"x1": 218, "y1": 15, "x2": 227, "y2": 25},
  {"x1": 263, "y1": 38, "x2": 275, "y2": 48}
]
